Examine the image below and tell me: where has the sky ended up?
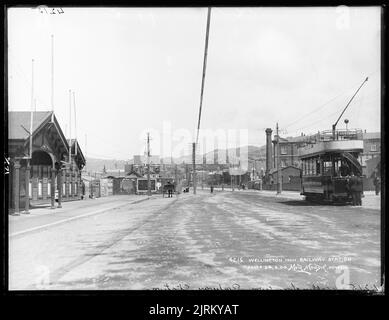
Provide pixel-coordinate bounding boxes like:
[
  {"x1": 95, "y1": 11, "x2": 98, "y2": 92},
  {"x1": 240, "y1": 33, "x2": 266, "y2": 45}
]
[{"x1": 7, "y1": 6, "x2": 381, "y2": 160}]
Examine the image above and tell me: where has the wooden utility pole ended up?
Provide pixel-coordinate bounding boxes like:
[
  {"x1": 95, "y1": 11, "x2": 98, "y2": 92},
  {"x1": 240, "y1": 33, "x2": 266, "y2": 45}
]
[
  {"x1": 276, "y1": 123, "x2": 282, "y2": 194},
  {"x1": 202, "y1": 167, "x2": 204, "y2": 190},
  {"x1": 147, "y1": 132, "x2": 151, "y2": 196},
  {"x1": 192, "y1": 142, "x2": 196, "y2": 194},
  {"x1": 174, "y1": 164, "x2": 178, "y2": 195}
]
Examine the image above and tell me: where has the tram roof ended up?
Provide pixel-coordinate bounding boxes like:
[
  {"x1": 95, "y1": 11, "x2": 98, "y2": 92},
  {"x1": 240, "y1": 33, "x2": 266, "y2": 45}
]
[{"x1": 298, "y1": 139, "x2": 364, "y2": 159}]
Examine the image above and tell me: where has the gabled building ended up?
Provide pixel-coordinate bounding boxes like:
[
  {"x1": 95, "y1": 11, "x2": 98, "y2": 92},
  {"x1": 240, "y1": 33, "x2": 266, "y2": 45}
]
[{"x1": 8, "y1": 111, "x2": 85, "y2": 214}]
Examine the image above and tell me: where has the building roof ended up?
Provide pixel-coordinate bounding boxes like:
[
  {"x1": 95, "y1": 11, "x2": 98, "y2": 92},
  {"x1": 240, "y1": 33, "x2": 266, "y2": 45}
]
[
  {"x1": 363, "y1": 132, "x2": 380, "y2": 140},
  {"x1": 103, "y1": 168, "x2": 126, "y2": 178},
  {"x1": 229, "y1": 167, "x2": 247, "y2": 175},
  {"x1": 8, "y1": 111, "x2": 52, "y2": 140},
  {"x1": 67, "y1": 139, "x2": 86, "y2": 166},
  {"x1": 269, "y1": 165, "x2": 301, "y2": 175},
  {"x1": 126, "y1": 171, "x2": 143, "y2": 178},
  {"x1": 8, "y1": 111, "x2": 69, "y2": 158}
]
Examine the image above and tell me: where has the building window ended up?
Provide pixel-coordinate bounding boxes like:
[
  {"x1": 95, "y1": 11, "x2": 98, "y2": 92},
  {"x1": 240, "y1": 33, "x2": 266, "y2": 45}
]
[
  {"x1": 47, "y1": 182, "x2": 51, "y2": 196},
  {"x1": 280, "y1": 146, "x2": 287, "y2": 155},
  {"x1": 370, "y1": 144, "x2": 377, "y2": 152}
]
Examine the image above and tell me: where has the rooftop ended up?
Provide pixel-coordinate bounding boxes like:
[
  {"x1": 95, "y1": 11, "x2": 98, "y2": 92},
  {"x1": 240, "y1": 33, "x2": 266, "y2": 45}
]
[{"x1": 8, "y1": 111, "x2": 52, "y2": 140}]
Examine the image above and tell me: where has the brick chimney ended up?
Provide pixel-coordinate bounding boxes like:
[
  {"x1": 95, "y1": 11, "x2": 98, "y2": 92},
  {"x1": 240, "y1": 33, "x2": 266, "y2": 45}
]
[{"x1": 265, "y1": 128, "x2": 273, "y2": 176}]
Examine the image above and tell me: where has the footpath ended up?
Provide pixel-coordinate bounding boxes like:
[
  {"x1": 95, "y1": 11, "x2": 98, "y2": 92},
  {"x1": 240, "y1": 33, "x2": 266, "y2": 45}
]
[{"x1": 9, "y1": 195, "x2": 150, "y2": 237}]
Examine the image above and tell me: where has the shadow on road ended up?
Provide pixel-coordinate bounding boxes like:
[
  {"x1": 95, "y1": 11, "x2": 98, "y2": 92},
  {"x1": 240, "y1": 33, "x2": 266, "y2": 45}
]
[{"x1": 279, "y1": 200, "x2": 350, "y2": 207}]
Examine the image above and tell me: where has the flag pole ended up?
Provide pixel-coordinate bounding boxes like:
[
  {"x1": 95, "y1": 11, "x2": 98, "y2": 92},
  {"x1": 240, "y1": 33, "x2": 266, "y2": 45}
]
[
  {"x1": 29, "y1": 59, "x2": 34, "y2": 159},
  {"x1": 73, "y1": 91, "x2": 78, "y2": 156},
  {"x1": 51, "y1": 34, "x2": 54, "y2": 122}
]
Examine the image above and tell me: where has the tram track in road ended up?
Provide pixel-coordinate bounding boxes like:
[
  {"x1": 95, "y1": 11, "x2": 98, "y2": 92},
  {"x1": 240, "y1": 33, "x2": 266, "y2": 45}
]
[{"x1": 25, "y1": 197, "x2": 180, "y2": 289}]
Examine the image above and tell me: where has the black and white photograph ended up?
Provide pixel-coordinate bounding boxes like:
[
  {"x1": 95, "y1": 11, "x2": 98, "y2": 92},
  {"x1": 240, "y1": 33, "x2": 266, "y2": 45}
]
[{"x1": 5, "y1": 6, "x2": 383, "y2": 293}]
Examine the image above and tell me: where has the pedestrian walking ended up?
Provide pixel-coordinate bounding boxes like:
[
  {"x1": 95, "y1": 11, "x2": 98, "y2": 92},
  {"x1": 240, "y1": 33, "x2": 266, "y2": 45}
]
[
  {"x1": 348, "y1": 173, "x2": 361, "y2": 206},
  {"x1": 167, "y1": 181, "x2": 173, "y2": 198},
  {"x1": 373, "y1": 175, "x2": 380, "y2": 196}
]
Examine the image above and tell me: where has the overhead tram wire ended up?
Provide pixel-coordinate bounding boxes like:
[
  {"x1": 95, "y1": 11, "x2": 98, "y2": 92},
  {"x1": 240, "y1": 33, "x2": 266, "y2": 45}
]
[
  {"x1": 283, "y1": 69, "x2": 380, "y2": 131},
  {"x1": 292, "y1": 83, "x2": 371, "y2": 135}
]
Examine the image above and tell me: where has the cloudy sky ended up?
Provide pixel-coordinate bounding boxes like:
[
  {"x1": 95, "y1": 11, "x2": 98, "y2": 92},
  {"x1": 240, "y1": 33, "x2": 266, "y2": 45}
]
[{"x1": 8, "y1": 6, "x2": 381, "y2": 160}]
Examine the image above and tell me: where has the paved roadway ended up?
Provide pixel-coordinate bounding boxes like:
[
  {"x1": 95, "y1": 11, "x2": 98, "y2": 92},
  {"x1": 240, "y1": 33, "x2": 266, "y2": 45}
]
[{"x1": 9, "y1": 190, "x2": 381, "y2": 290}]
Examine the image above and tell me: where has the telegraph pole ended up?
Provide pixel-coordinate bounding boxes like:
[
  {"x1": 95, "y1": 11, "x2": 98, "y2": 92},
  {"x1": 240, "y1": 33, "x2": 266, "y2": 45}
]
[
  {"x1": 192, "y1": 142, "x2": 197, "y2": 194},
  {"x1": 194, "y1": 7, "x2": 211, "y2": 195},
  {"x1": 175, "y1": 164, "x2": 178, "y2": 186},
  {"x1": 276, "y1": 123, "x2": 282, "y2": 194},
  {"x1": 147, "y1": 132, "x2": 151, "y2": 196},
  {"x1": 202, "y1": 167, "x2": 204, "y2": 190}
]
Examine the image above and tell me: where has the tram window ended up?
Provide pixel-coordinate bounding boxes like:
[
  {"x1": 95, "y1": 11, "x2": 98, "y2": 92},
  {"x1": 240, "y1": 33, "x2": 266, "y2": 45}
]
[
  {"x1": 307, "y1": 160, "x2": 310, "y2": 175},
  {"x1": 323, "y1": 161, "x2": 332, "y2": 175},
  {"x1": 310, "y1": 159, "x2": 314, "y2": 175},
  {"x1": 334, "y1": 160, "x2": 339, "y2": 176},
  {"x1": 316, "y1": 160, "x2": 321, "y2": 175},
  {"x1": 339, "y1": 160, "x2": 350, "y2": 176}
]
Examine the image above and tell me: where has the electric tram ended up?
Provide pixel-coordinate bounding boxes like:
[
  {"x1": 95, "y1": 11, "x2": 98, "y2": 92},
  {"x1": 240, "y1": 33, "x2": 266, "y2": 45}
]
[
  {"x1": 298, "y1": 76, "x2": 368, "y2": 203},
  {"x1": 298, "y1": 129, "x2": 364, "y2": 203}
]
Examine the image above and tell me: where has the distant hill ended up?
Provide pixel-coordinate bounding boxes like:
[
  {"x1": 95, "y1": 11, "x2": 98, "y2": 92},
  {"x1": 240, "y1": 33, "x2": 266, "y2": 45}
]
[
  {"x1": 84, "y1": 158, "x2": 129, "y2": 174},
  {"x1": 162, "y1": 145, "x2": 267, "y2": 165},
  {"x1": 85, "y1": 145, "x2": 267, "y2": 173}
]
